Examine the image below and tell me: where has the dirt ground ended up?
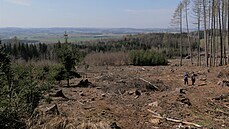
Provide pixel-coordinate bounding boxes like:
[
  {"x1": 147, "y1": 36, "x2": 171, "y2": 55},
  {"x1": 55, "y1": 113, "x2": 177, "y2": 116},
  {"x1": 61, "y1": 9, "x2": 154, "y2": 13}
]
[{"x1": 30, "y1": 59, "x2": 229, "y2": 129}]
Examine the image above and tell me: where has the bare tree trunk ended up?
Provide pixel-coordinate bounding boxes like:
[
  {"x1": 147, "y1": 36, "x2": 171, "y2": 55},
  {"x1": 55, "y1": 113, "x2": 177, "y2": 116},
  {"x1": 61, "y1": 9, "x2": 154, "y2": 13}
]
[
  {"x1": 222, "y1": 0, "x2": 226, "y2": 65},
  {"x1": 223, "y1": 0, "x2": 228, "y2": 65},
  {"x1": 210, "y1": 0, "x2": 214, "y2": 67},
  {"x1": 171, "y1": 2, "x2": 184, "y2": 66},
  {"x1": 228, "y1": 0, "x2": 229, "y2": 64},
  {"x1": 197, "y1": 0, "x2": 201, "y2": 66},
  {"x1": 180, "y1": 6, "x2": 183, "y2": 66},
  {"x1": 213, "y1": 0, "x2": 216, "y2": 66},
  {"x1": 185, "y1": 0, "x2": 192, "y2": 65},
  {"x1": 215, "y1": 0, "x2": 219, "y2": 66},
  {"x1": 219, "y1": 0, "x2": 224, "y2": 66},
  {"x1": 216, "y1": 2, "x2": 219, "y2": 66},
  {"x1": 198, "y1": 24, "x2": 201, "y2": 66},
  {"x1": 203, "y1": 0, "x2": 209, "y2": 67}
]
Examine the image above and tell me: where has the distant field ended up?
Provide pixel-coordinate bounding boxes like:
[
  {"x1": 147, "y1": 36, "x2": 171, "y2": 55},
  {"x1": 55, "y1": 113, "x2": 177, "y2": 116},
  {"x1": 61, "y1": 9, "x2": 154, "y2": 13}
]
[{"x1": 7, "y1": 33, "x2": 124, "y2": 43}]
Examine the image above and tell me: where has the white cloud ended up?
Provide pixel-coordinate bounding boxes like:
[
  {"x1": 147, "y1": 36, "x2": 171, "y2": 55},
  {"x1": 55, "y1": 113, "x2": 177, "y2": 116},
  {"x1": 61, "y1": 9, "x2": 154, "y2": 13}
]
[{"x1": 5, "y1": 0, "x2": 31, "y2": 6}]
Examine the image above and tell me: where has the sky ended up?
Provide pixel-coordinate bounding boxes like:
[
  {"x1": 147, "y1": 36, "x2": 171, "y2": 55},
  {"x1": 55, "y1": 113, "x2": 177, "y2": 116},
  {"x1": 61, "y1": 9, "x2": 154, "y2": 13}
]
[{"x1": 0, "y1": 0, "x2": 181, "y2": 28}]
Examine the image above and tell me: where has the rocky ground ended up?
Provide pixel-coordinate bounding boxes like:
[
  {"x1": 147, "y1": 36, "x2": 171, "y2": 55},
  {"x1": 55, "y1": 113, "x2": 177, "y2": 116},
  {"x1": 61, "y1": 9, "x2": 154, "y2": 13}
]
[{"x1": 30, "y1": 59, "x2": 229, "y2": 129}]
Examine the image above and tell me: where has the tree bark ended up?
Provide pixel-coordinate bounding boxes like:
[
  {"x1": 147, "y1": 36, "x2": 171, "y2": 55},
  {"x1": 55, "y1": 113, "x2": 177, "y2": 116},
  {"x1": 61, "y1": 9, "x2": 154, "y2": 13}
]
[
  {"x1": 180, "y1": 6, "x2": 183, "y2": 66},
  {"x1": 197, "y1": 0, "x2": 201, "y2": 66},
  {"x1": 216, "y1": 1, "x2": 219, "y2": 66},
  {"x1": 223, "y1": 0, "x2": 228, "y2": 65},
  {"x1": 222, "y1": 0, "x2": 226, "y2": 65},
  {"x1": 210, "y1": 0, "x2": 213, "y2": 67},
  {"x1": 219, "y1": 1, "x2": 223, "y2": 66},
  {"x1": 213, "y1": 0, "x2": 216, "y2": 66},
  {"x1": 185, "y1": 0, "x2": 192, "y2": 65},
  {"x1": 203, "y1": 0, "x2": 209, "y2": 67},
  {"x1": 228, "y1": 0, "x2": 229, "y2": 64}
]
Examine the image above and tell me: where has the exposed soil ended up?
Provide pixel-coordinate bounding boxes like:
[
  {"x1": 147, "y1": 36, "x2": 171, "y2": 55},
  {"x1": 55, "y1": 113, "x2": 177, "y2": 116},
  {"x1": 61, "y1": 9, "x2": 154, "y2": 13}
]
[{"x1": 30, "y1": 59, "x2": 229, "y2": 129}]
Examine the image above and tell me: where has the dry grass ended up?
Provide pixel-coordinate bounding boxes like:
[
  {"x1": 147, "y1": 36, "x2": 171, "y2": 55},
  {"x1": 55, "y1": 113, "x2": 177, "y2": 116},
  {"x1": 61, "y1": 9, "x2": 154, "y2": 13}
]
[{"x1": 84, "y1": 52, "x2": 129, "y2": 66}]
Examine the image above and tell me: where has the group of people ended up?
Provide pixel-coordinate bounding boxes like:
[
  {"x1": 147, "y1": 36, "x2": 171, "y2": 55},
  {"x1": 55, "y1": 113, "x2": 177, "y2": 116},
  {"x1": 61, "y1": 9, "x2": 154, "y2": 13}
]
[{"x1": 184, "y1": 72, "x2": 196, "y2": 86}]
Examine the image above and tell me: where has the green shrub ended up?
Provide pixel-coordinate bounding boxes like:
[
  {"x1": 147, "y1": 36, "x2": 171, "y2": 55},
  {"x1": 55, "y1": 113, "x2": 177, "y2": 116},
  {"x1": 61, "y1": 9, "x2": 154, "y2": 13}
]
[
  {"x1": 130, "y1": 50, "x2": 168, "y2": 66},
  {"x1": 0, "y1": 42, "x2": 61, "y2": 128},
  {"x1": 0, "y1": 62, "x2": 58, "y2": 129}
]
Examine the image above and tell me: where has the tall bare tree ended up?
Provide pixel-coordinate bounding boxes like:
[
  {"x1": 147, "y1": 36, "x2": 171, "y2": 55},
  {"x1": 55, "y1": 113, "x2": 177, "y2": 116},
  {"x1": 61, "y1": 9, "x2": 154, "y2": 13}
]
[
  {"x1": 171, "y1": 2, "x2": 184, "y2": 66},
  {"x1": 222, "y1": 0, "x2": 228, "y2": 65},
  {"x1": 179, "y1": 3, "x2": 184, "y2": 66},
  {"x1": 212, "y1": 0, "x2": 217, "y2": 66},
  {"x1": 210, "y1": 0, "x2": 214, "y2": 67},
  {"x1": 228, "y1": 0, "x2": 229, "y2": 64},
  {"x1": 222, "y1": 0, "x2": 225, "y2": 65},
  {"x1": 192, "y1": 0, "x2": 202, "y2": 66},
  {"x1": 183, "y1": 0, "x2": 193, "y2": 65},
  {"x1": 218, "y1": 0, "x2": 224, "y2": 66},
  {"x1": 203, "y1": 0, "x2": 209, "y2": 66},
  {"x1": 215, "y1": 0, "x2": 220, "y2": 66}
]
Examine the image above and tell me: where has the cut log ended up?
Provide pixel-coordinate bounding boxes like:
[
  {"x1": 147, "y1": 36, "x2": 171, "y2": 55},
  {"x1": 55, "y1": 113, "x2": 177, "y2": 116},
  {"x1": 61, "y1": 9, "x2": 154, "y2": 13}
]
[
  {"x1": 77, "y1": 79, "x2": 92, "y2": 87},
  {"x1": 200, "y1": 78, "x2": 207, "y2": 81},
  {"x1": 54, "y1": 90, "x2": 68, "y2": 98},
  {"x1": 135, "y1": 90, "x2": 141, "y2": 96},
  {"x1": 128, "y1": 90, "x2": 135, "y2": 95},
  {"x1": 217, "y1": 81, "x2": 223, "y2": 86},
  {"x1": 198, "y1": 83, "x2": 207, "y2": 86},
  {"x1": 147, "y1": 109, "x2": 202, "y2": 128},
  {"x1": 101, "y1": 94, "x2": 106, "y2": 97}
]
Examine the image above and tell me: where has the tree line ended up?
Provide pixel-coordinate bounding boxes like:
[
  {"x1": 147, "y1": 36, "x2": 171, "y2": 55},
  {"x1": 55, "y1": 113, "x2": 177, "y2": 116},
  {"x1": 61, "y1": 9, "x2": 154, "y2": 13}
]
[
  {"x1": 2, "y1": 42, "x2": 48, "y2": 61},
  {"x1": 75, "y1": 33, "x2": 196, "y2": 58},
  {"x1": 2, "y1": 32, "x2": 194, "y2": 62}
]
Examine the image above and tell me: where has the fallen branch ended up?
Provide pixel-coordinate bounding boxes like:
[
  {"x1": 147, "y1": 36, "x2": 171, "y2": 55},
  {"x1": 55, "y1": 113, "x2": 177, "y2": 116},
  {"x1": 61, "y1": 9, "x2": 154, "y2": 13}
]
[
  {"x1": 147, "y1": 109, "x2": 202, "y2": 128},
  {"x1": 198, "y1": 83, "x2": 207, "y2": 86},
  {"x1": 147, "y1": 109, "x2": 161, "y2": 116},
  {"x1": 118, "y1": 89, "x2": 124, "y2": 99},
  {"x1": 139, "y1": 78, "x2": 159, "y2": 90},
  {"x1": 224, "y1": 105, "x2": 229, "y2": 109},
  {"x1": 210, "y1": 99, "x2": 229, "y2": 110},
  {"x1": 208, "y1": 109, "x2": 229, "y2": 115},
  {"x1": 118, "y1": 89, "x2": 123, "y2": 95}
]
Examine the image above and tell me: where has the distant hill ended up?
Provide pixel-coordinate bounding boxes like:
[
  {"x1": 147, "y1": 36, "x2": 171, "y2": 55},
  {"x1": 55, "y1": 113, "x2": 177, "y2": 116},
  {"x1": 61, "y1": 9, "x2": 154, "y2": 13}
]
[
  {"x1": 0, "y1": 27, "x2": 198, "y2": 43},
  {"x1": 0, "y1": 27, "x2": 179, "y2": 38}
]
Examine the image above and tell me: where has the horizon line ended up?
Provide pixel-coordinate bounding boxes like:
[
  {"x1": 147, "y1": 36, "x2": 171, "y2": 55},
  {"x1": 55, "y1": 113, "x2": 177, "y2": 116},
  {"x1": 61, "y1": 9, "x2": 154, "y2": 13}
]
[{"x1": 0, "y1": 26, "x2": 176, "y2": 29}]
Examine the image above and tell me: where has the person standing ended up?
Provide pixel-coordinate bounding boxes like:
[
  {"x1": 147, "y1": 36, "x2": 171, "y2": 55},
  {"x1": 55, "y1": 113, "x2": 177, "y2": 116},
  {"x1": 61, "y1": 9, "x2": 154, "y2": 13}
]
[
  {"x1": 184, "y1": 72, "x2": 188, "y2": 85},
  {"x1": 191, "y1": 72, "x2": 196, "y2": 85}
]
